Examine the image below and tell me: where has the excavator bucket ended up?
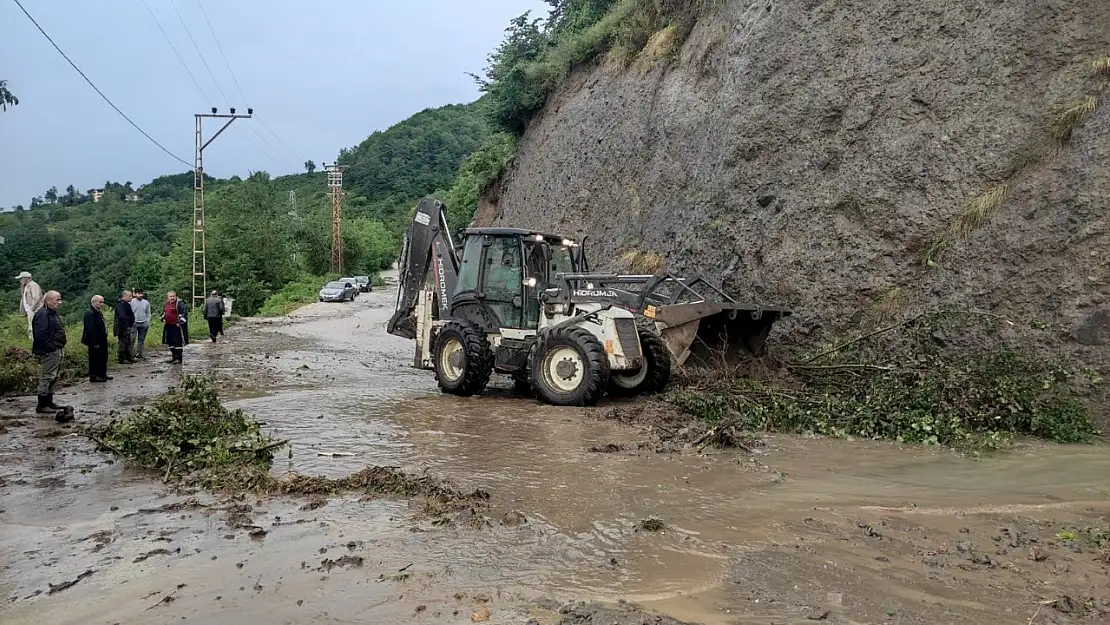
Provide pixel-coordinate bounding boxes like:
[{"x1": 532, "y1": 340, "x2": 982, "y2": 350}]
[{"x1": 652, "y1": 303, "x2": 790, "y2": 368}]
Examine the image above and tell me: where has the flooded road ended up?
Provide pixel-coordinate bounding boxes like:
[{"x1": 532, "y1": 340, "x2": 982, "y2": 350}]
[{"x1": 1, "y1": 279, "x2": 1107, "y2": 624}]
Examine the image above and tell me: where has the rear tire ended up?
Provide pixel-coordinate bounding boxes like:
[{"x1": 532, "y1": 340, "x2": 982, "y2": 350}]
[
  {"x1": 433, "y1": 321, "x2": 493, "y2": 396},
  {"x1": 609, "y1": 328, "x2": 671, "y2": 396},
  {"x1": 531, "y1": 326, "x2": 609, "y2": 407}
]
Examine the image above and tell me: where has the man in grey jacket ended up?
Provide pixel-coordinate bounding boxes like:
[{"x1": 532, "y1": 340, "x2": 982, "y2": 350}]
[
  {"x1": 205, "y1": 289, "x2": 225, "y2": 342},
  {"x1": 130, "y1": 288, "x2": 152, "y2": 359}
]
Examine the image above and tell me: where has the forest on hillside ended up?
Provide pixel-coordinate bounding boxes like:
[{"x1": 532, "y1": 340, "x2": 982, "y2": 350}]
[{"x1": 0, "y1": 101, "x2": 490, "y2": 321}]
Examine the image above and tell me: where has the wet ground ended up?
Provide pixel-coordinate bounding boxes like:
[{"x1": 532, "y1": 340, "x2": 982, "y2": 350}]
[{"x1": 1, "y1": 277, "x2": 1108, "y2": 624}]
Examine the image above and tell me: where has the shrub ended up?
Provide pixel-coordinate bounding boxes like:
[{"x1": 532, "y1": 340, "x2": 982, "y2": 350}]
[{"x1": 256, "y1": 275, "x2": 328, "y2": 317}]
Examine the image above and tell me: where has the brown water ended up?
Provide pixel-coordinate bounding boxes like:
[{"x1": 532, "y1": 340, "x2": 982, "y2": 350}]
[{"x1": 2, "y1": 278, "x2": 1107, "y2": 625}]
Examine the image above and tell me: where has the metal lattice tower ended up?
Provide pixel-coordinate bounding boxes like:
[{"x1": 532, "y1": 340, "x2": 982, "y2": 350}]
[
  {"x1": 193, "y1": 107, "x2": 251, "y2": 309},
  {"x1": 325, "y1": 163, "x2": 346, "y2": 274}
]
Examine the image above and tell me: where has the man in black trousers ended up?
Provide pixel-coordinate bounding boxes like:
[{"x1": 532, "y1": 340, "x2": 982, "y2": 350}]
[
  {"x1": 82, "y1": 295, "x2": 112, "y2": 383},
  {"x1": 113, "y1": 290, "x2": 136, "y2": 364}
]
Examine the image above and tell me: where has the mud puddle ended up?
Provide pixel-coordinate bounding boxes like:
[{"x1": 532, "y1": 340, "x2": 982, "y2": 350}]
[{"x1": 3, "y1": 276, "x2": 1108, "y2": 625}]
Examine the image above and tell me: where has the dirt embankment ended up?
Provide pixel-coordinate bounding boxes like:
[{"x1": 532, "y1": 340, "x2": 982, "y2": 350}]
[{"x1": 477, "y1": 0, "x2": 1110, "y2": 421}]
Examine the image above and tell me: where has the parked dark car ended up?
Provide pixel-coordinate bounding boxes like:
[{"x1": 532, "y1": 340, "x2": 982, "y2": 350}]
[
  {"x1": 318, "y1": 280, "x2": 358, "y2": 302},
  {"x1": 353, "y1": 276, "x2": 371, "y2": 292}
]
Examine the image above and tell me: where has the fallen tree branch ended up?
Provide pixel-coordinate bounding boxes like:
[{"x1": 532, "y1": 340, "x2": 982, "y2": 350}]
[
  {"x1": 83, "y1": 432, "x2": 124, "y2": 456},
  {"x1": 789, "y1": 364, "x2": 897, "y2": 372},
  {"x1": 234, "y1": 439, "x2": 289, "y2": 454},
  {"x1": 797, "y1": 313, "x2": 925, "y2": 365}
]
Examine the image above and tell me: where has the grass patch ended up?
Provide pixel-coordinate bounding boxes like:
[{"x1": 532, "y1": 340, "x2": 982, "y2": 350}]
[
  {"x1": 631, "y1": 24, "x2": 681, "y2": 73},
  {"x1": 0, "y1": 313, "x2": 88, "y2": 394},
  {"x1": 948, "y1": 183, "x2": 1009, "y2": 238},
  {"x1": 619, "y1": 249, "x2": 665, "y2": 273},
  {"x1": 256, "y1": 274, "x2": 328, "y2": 317},
  {"x1": 666, "y1": 311, "x2": 1100, "y2": 453},
  {"x1": 1093, "y1": 56, "x2": 1110, "y2": 76},
  {"x1": 1049, "y1": 95, "x2": 1098, "y2": 142},
  {"x1": 924, "y1": 57, "x2": 1106, "y2": 266}
]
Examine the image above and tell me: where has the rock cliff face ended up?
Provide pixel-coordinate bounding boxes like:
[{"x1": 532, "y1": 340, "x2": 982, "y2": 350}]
[{"x1": 478, "y1": 0, "x2": 1110, "y2": 389}]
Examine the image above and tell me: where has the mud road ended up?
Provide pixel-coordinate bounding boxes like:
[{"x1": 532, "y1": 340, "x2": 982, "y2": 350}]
[{"x1": 2, "y1": 278, "x2": 1108, "y2": 624}]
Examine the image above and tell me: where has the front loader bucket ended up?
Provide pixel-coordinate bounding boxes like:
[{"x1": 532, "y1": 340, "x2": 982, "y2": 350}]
[{"x1": 654, "y1": 303, "x2": 791, "y2": 368}]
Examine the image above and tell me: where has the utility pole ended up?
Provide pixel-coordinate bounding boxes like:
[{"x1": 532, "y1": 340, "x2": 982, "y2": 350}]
[
  {"x1": 324, "y1": 163, "x2": 346, "y2": 274},
  {"x1": 193, "y1": 106, "x2": 252, "y2": 310}
]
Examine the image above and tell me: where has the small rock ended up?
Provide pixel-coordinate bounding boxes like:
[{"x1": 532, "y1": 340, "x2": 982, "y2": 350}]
[
  {"x1": 296, "y1": 599, "x2": 303, "y2": 606},
  {"x1": 1053, "y1": 596, "x2": 1079, "y2": 614},
  {"x1": 1074, "y1": 310, "x2": 1110, "y2": 345},
  {"x1": 470, "y1": 606, "x2": 490, "y2": 622},
  {"x1": 473, "y1": 593, "x2": 491, "y2": 603},
  {"x1": 501, "y1": 511, "x2": 526, "y2": 527},
  {"x1": 110, "y1": 506, "x2": 119, "y2": 512},
  {"x1": 415, "y1": 605, "x2": 426, "y2": 613}
]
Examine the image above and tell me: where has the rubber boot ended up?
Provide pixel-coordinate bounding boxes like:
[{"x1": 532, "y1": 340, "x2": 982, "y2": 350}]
[
  {"x1": 35, "y1": 395, "x2": 53, "y2": 414},
  {"x1": 46, "y1": 393, "x2": 69, "y2": 411}
]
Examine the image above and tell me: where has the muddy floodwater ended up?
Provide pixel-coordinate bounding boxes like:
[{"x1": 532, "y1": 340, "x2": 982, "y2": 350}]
[{"x1": 2, "y1": 277, "x2": 1108, "y2": 625}]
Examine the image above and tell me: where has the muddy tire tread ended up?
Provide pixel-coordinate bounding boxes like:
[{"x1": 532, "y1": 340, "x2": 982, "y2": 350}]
[
  {"x1": 531, "y1": 325, "x2": 610, "y2": 407},
  {"x1": 433, "y1": 320, "x2": 493, "y2": 396},
  {"x1": 610, "y1": 328, "x2": 672, "y2": 397}
]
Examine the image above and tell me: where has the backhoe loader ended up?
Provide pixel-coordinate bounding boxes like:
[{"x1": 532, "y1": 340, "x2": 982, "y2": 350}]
[{"x1": 386, "y1": 198, "x2": 791, "y2": 407}]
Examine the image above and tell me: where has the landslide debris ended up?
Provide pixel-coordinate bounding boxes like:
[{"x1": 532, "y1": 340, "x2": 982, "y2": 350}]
[
  {"x1": 86, "y1": 376, "x2": 489, "y2": 515},
  {"x1": 664, "y1": 311, "x2": 1100, "y2": 452}
]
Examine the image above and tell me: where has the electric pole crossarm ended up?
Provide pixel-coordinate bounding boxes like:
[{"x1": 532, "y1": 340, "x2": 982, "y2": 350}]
[{"x1": 201, "y1": 114, "x2": 249, "y2": 151}]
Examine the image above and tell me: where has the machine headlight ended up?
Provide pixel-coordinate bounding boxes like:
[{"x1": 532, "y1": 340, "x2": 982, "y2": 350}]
[{"x1": 524, "y1": 277, "x2": 537, "y2": 288}]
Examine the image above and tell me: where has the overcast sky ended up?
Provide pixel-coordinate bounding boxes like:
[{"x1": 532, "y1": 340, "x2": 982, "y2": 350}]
[{"x1": 0, "y1": 0, "x2": 549, "y2": 207}]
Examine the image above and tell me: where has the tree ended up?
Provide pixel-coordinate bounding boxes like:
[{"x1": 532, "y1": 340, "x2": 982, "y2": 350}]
[
  {"x1": 0, "y1": 80, "x2": 17, "y2": 112},
  {"x1": 304, "y1": 160, "x2": 316, "y2": 174},
  {"x1": 30, "y1": 197, "x2": 42, "y2": 209},
  {"x1": 45, "y1": 187, "x2": 58, "y2": 204},
  {"x1": 65, "y1": 185, "x2": 77, "y2": 205}
]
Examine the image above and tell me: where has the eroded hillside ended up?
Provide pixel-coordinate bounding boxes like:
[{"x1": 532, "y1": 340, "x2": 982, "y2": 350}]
[{"x1": 477, "y1": 0, "x2": 1110, "y2": 416}]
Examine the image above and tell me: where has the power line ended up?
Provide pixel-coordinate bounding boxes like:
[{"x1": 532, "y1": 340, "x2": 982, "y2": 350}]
[
  {"x1": 243, "y1": 122, "x2": 298, "y2": 169},
  {"x1": 138, "y1": 0, "x2": 211, "y2": 104},
  {"x1": 255, "y1": 116, "x2": 306, "y2": 165},
  {"x1": 11, "y1": 0, "x2": 190, "y2": 167},
  {"x1": 193, "y1": 0, "x2": 306, "y2": 166},
  {"x1": 138, "y1": 0, "x2": 283, "y2": 170},
  {"x1": 165, "y1": 0, "x2": 229, "y2": 106},
  {"x1": 195, "y1": 0, "x2": 247, "y2": 104}
]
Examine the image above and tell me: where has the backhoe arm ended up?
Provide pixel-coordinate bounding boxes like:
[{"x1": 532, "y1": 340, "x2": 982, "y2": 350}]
[{"x1": 387, "y1": 198, "x2": 460, "y2": 339}]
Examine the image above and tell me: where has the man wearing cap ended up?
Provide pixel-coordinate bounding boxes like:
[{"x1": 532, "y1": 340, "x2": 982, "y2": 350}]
[{"x1": 16, "y1": 271, "x2": 43, "y2": 342}]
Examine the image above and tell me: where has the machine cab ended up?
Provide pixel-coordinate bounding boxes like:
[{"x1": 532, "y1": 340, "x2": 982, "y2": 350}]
[{"x1": 451, "y1": 229, "x2": 578, "y2": 332}]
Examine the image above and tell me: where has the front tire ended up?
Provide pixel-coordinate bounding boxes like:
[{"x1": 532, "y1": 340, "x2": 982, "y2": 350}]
[
  {"x1": 531, "y1": 326, "x2": 609, "y2": 407},
  {"x1": 433, "y1": 321, "x2": 493, "y2": 396},
  {"x1": 610, "y1": 329, "x2": 671, "y2": 397}
]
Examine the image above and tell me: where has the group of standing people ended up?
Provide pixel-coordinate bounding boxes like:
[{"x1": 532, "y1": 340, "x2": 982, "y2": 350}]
[{"x1": 16, "y1": 271, "x2": 228, "y2": 414}]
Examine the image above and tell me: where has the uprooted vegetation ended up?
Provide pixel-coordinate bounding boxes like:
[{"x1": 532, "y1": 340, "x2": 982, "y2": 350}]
[
  {"x1": 665, "y1": 311, "x2": 1101, "y2": 452},
  {"x1": 87, "y1": 377, "x2": 487, "y2": 513}
]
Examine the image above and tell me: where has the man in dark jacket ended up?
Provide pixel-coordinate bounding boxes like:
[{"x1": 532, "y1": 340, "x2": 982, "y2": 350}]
[
  {"x1": 113, "y1": 290, "x2": 136, "y2": 365},
  {"x1": 32, "y1": 290, "x2": 70, "y2": 414},
  {"x1": 205, "y1": 289, "x2": 225, "y2": 342},
  {"x1": 81, "y1": 295, "x2": 113, "y2": 383}
]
